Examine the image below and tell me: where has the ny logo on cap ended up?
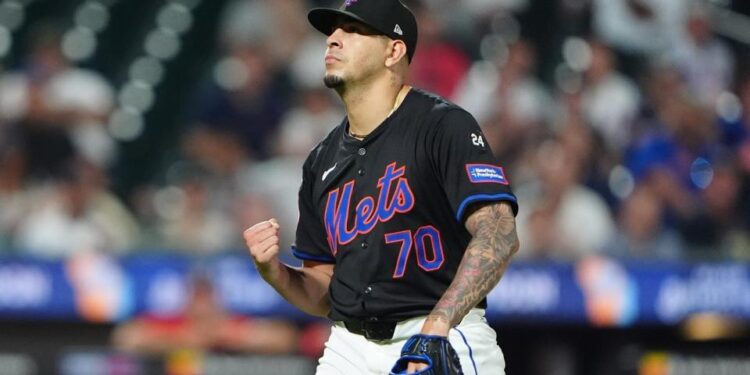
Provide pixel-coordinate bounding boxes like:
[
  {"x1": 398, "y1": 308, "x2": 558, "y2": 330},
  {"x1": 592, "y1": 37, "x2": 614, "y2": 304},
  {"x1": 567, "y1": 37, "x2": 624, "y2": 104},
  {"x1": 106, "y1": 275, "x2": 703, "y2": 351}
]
[{"x1": 345, "y1": 0, "x2": 358, "y2": 6}]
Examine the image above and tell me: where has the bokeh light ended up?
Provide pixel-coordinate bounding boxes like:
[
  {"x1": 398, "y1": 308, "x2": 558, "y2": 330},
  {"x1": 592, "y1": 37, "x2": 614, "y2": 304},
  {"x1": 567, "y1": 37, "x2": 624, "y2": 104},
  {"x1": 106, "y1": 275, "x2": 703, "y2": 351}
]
[
  {"x1": 213, "y1": 56, "x2": 248, "y2": 91},
  {"x1": 609, "y1": 165, "x2": 636, "y2": 200},
  {"x1": 75, "y1": 2, "x2": 110, "y2": 32},
  {"x1": 0, "y1": 1, "x2": 24, "y2": 32},
  {"x1": 562, "y1": 37, "x2": 592, "y2": 72},
  {"x1": 144, "y1": 28, "x2": 181, "y2": 60},
  {"x1": 62, "y1": 26, "x2": 97, "y2": 61},
  {"x1": 128, "y1": 56, "x2": 165, "y2": 85},
  {"x1": 157, "y1": 3, "x2": 193, "y2": 35},
  {"x1": 690, "y1": 158, "x2": 714, "y2": 189},
  {"x1": 715, "y1": 91, "x2": 742, "y2": 122},
  {"x1": 118, "y1": 80, "x2": 155, "y2": 112},
  {"x1": 554, "y1": 63, "x2": 582, "y2": 93},
  {"x1": 479, "y1": 34, "x2": 508, "y2": 65},
  {"x1": 0, "y1": 25, "x2": 11, "y2": 58},
  {"x1": 168, "y1": 0, "x2": 200, "y2": 10},
  {"x1": 108, "y1": 106, "x2": 145, "y2": 141}
]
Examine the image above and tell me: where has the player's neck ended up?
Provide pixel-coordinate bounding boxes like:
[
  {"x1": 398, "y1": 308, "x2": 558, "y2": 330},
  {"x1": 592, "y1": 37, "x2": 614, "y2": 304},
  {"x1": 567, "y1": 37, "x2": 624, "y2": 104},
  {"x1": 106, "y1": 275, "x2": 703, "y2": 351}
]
[{"x1": 341, "y1": 80, "x2": 409, "y2": 139}]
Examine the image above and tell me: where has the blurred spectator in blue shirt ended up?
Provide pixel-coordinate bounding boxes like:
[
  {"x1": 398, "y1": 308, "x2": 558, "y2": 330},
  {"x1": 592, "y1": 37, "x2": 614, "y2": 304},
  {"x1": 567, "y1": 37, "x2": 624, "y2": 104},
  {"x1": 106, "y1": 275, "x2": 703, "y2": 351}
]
[{"x1": 625, "y1": 67, "x2": 746, "y2": 258}]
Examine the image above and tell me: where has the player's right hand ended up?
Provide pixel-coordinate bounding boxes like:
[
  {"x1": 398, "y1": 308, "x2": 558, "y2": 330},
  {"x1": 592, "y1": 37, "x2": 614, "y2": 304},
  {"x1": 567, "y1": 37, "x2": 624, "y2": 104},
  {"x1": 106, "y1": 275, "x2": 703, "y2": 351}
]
[{"x1": 243, "y1": 218, "x2": 281, "y2": 271}]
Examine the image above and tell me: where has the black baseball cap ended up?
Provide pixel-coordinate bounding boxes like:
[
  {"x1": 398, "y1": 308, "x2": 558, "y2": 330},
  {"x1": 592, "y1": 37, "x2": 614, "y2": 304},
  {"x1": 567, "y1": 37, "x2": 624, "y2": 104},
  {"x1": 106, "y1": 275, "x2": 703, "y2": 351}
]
[{"x1": 308, "y1": 0, "x2": 418, "y2": 63}]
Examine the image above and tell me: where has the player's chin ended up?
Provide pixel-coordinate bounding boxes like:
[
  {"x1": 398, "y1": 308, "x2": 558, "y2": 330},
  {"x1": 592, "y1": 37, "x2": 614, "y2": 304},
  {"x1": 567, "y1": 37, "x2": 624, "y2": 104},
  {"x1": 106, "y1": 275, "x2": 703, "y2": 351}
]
[{"x1": 323, "y1": 74, "x2": 345, "y2": 88}]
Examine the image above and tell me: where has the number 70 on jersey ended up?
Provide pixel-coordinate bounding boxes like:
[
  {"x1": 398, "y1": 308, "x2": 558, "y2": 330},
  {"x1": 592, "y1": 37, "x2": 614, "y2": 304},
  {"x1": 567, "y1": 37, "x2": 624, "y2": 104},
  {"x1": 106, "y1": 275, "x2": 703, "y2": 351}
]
[{"x1": 385, "y1": 225, "x2": 445, "y2": 278}]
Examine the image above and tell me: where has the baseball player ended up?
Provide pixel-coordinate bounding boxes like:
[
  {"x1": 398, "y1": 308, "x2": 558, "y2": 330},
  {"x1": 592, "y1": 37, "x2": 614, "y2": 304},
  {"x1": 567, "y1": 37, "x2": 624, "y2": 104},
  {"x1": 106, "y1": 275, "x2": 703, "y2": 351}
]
[{"x1": 244, "y1": 0, "x2": 520, "y2": 374}]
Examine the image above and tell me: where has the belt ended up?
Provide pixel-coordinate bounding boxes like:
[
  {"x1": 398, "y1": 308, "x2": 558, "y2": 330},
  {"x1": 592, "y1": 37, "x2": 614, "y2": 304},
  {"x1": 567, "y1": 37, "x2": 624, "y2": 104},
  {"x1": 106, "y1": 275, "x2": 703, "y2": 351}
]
[{"x1": 343, "y1": 318, "x2": 397, "y2": 340}]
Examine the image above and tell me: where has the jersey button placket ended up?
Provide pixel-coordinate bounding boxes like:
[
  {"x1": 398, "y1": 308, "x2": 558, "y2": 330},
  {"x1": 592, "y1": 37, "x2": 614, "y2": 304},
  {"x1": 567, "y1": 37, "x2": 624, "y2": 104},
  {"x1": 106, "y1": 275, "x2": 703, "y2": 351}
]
[
  {"x1": 356, "y1": 148, "x2": 365, "y2": 178},
  {"x1": 360, "y1": 241, "x2": 368, "y2": 249}
]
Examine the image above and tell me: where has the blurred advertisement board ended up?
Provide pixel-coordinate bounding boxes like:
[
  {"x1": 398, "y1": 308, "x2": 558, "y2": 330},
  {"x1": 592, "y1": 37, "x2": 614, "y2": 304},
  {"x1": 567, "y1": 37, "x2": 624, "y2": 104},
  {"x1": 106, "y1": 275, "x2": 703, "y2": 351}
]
[
  {"x1": 0, "y1": 253, "x2": 749, "y2": 326},
  {"x1": 55, "y1": 349, "x2": 315, "y2": 375},
  {"x1": 640, "y1": 352, "x2": 750, "y2": 375}
]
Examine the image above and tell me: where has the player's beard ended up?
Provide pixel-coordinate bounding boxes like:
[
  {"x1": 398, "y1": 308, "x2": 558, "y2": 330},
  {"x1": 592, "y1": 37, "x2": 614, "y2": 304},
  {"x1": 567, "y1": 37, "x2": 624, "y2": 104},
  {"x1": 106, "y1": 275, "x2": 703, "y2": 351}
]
[{"x1": 323, "y1": 74, "x2": 345, "y2": 88}]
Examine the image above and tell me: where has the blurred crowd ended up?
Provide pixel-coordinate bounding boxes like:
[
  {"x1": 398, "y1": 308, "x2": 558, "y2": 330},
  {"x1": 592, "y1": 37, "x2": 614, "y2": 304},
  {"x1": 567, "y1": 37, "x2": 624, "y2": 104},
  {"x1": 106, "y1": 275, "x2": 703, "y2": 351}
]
[
  {"x1": 0, "y1": 0, "x2": 749, "y2": 264},
  {"x1": 111, "y1": 273, "x2": 330, "y2": 359}
]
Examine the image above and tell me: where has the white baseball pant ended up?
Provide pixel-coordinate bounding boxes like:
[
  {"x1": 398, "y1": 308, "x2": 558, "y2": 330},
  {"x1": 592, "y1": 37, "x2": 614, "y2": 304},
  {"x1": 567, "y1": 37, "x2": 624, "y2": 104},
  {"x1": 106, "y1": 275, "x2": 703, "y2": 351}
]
[{"x1": 316, "y1": 308, "x2": 506, "y2": 375}]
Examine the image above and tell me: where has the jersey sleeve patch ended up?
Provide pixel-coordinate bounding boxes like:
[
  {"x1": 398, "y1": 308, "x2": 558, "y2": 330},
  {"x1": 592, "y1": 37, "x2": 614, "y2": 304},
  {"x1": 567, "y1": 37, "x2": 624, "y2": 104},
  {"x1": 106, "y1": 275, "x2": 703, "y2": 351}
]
[{"x1": 466, "y1": 164, "x2": 509, "y2": 185}]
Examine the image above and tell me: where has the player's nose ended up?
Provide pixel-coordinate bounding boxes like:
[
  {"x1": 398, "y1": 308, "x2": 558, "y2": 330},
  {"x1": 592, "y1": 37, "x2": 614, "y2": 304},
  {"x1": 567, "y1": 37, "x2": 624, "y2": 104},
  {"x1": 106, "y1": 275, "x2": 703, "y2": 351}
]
[{"x1": 327, "y1": 28, "x2": 343, "y2": 49}]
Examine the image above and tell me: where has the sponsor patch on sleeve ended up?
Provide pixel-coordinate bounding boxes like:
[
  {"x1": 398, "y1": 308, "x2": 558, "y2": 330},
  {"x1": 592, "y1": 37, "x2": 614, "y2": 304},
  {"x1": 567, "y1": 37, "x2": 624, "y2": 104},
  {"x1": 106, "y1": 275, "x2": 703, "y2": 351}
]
[{"x1": 466, "y1": 164, "x2": 509, "y2": 184}]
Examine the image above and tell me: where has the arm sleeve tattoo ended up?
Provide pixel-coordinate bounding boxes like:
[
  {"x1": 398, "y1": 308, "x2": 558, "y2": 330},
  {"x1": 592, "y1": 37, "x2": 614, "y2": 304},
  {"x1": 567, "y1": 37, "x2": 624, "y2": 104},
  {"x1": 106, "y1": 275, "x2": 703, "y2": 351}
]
[{"x1": 430, "y1": 201, "x2": 520, "y2": 327}]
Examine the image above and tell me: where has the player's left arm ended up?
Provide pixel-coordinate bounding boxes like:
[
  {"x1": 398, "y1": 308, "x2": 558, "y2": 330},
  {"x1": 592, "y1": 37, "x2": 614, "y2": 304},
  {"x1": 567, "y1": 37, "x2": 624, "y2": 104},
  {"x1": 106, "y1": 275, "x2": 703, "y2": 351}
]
[{"x1": 421, "y1": 200, "x2": 519, "y2": 335}]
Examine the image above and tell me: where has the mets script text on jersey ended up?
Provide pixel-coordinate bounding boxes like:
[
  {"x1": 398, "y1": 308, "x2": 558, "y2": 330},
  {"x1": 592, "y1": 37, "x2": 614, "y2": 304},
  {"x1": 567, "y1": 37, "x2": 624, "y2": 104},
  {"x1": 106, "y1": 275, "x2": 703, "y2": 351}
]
[{"x1": 324, "y1": 162, "x2": 415, "y2": 254}]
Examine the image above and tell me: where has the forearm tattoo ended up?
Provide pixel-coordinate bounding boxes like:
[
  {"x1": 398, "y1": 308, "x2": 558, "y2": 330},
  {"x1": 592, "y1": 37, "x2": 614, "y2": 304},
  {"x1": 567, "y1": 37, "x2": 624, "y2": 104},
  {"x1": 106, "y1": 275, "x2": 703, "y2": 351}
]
[{"x1": 429, "y1": 202, "x2": 519, "y2": 327}]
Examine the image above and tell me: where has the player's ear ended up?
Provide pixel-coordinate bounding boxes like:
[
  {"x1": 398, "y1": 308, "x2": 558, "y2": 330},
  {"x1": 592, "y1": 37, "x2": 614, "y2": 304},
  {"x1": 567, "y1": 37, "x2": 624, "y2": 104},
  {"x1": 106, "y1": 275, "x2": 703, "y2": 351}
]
[{"x1": 384, "y1": 39, "x2": 407, "y2": 68}]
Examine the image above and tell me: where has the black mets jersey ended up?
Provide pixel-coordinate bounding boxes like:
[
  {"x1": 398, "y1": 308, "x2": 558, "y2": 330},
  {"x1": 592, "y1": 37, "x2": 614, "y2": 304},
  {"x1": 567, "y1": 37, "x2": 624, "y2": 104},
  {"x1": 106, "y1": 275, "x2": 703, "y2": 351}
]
[{"x1": 292, "y1": 88, "x2": 519, "y2": 322}]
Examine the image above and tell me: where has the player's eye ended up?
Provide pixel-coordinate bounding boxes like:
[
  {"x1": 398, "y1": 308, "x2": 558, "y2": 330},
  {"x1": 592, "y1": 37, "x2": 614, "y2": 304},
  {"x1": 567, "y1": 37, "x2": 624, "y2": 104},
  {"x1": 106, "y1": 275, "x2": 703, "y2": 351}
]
[
  {"x1": 341, "y1": 23, "x2": 359, "y2": 33},
  {"x1": 335, "y1": 22, "x2": 374, "y2": 35}
]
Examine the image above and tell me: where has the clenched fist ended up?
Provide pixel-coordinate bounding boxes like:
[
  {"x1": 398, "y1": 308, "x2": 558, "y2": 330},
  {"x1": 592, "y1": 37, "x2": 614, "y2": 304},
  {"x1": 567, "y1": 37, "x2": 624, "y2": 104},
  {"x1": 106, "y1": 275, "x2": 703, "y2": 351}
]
[{"x1": 243, "y1": 218, "x2": 281, "y2": 274}]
